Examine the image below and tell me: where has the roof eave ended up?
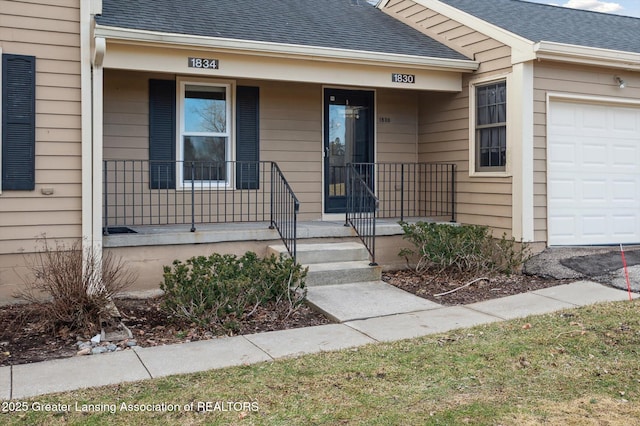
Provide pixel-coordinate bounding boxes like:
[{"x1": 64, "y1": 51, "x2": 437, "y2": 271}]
[
  {"x1": 535, "y1": 41, "x2": 640, "y2": 71},
  {"x1": 408, "y1": 0, "x2": 537, "y2": 64},
  {"x1": 94, "y1": 24, "x2": 479, "y2": 72}
]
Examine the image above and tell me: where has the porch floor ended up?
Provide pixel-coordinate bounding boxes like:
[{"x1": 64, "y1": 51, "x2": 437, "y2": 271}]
[{"x1": 102, "y1": 218, "x2": 432, "y2": 248}]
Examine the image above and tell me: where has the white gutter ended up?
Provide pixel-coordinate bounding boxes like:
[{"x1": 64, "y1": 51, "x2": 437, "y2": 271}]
[
  {"x1": 94, "y1": 25, "x2": 479, "y2": 72},
  {"x1": 535, "y1": 41, "x2": 640, "y2": 71}
]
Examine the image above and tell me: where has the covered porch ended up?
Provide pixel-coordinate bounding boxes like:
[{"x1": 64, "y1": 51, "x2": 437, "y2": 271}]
[{"x1": 88, "y1": 6, "x2": 478, "y2": 285}]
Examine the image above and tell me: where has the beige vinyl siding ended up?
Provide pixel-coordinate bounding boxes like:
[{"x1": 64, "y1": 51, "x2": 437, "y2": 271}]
[
  {"x1": 384, "y1": 0, "x2": 514, "y2": 236},
  {"x1": 532, "y1": 62, "x2": 640, "y2": 242},
  {"x1": 0, "y1": 0, "x2": 81, "y2": 256},
  {"x1": 376, "y1": 88, "x2": 419, "y2": 163},
  {"x1": 258, "y1": 81, "x2": 322, "y2": 220}
]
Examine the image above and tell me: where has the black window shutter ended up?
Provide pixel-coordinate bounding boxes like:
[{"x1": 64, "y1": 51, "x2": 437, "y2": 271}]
[
  {"x1": 149, "y1": 79, "x2": 176, "y2": 189},
  {"x1": 236, "y1": 86, "x2": 260, "y2": 190},
  {"x1": 2, "y1": 54, "x2": 36, "y2": 191}
]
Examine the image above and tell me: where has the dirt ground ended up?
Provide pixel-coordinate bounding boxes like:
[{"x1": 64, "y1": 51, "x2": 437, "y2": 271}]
[
  {"x1": 383, "y1": 269, "x2": 572, "y2": 305},
  {"x1": 0, "y1": 270, "x2": 569, "y2": 367}
]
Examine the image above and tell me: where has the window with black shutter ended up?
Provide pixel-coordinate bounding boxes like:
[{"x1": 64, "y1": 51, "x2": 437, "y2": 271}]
[
  {"x1": 2, "y1": 54, "x2": 36, "y2": 191},
  {"x1": 148, "y1": 80, "x2": 259, "y2": 189}
]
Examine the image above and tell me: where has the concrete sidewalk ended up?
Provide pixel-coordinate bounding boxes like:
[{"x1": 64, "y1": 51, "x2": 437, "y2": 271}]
[{"x1": 1, "y1": 280, "x2": 636, "y2": 400}]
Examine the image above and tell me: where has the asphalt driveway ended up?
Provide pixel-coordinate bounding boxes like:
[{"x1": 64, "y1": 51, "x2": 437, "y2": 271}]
[{"x1": 524, "y1": 246, "x2": 640, "y2": 292}]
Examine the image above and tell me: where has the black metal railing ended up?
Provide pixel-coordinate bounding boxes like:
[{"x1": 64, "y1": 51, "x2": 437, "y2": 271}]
[
  {"x1": 346, "y1": 164, "x2": 379, "y2": 266},
  {"x1": 270, "y1": 163, "x2": 300, "y2": 262},
  {"x1": 346, "y1": 162, "x2": 456, "y2": 264},
  {"x1": 103, "y1": 160, "x2": 299, "y2": 259},
  {"x1": 351, "y1": 162, "x2": 456, "y2": 222}
]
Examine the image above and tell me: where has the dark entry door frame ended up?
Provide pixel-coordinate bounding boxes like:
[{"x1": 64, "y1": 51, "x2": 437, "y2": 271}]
[{"x1": 323, "y1": 88, "x2": 375, "y2": 214}]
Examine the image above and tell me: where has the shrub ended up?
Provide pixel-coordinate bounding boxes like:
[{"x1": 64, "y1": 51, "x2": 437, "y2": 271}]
[
  {"x1": 15, "y1": 238, "x2": 137, "y2": 335},
  {"x1": 399, "y1": 222, "x2": 530, "y2": 275},
  {"x1": 160, "y1": 252, "x2": 307, "y2": 332}
]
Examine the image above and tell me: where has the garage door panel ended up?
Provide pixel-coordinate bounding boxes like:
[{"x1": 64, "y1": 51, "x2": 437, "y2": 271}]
[
  {"x1": 548, "y1": 141, "x2": 576, "y2": 166},
  {"x1": 612, "y1": 145, "x2": 638, "y2": 169},
  {"x1": 613, "y1": 216, "x2": 638, "y2": 238},
  {"x1": 548, "y1": 100, "x2": 640, "y2": 245},
  {"x1": 548, "y1": 215, "x2": 576, "y2": 243},
  {"x1": 582, "y1": 105, "x2": 607, "y2": 129},
  {"x1": 582, "y1": 179, "x2": 606, "y2": 202},
  {"x1": 612, "y1": 180, "x2": 638, "y2": 203},
  {"x1": 548, "y1": 178, "x2": 575, "y2": 202},
  {"x1": 582, "y1": 143, "x2": 608, "y2": 167},
  {"x1": 582, "y1": 215, "x2": 607, "y2": 237},
  {"x1": 613, "y1": 110, "x2": 639, "y2": 132}
]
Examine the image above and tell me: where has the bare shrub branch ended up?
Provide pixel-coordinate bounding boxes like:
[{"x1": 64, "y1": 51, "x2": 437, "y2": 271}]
[{"x1": 14, "y1": 237, "x2": 137, "y2": 335}]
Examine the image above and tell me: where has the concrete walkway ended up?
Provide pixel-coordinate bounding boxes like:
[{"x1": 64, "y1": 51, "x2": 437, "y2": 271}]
[{"x1": 1, "y1": 280, "x2": 636, "y2": 400}]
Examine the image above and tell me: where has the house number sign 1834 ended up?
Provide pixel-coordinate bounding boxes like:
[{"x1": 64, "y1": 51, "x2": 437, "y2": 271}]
[
  {"x1": 188, "y1": 57, "x2": 219, "y2": 69},
  {"x1": 391, "y1": 73, "x2": 415, "y2": 84}
]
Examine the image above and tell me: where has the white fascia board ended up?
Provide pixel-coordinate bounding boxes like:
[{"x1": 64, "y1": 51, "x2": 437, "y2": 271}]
[
  {"x1": 535, "y1": 41, "x2": 640, "y2": 71},
  {"x1": 90, "y1": 0, "x2": 102, "y2": 15},
  {"x1": 410, "y1": 0, "x2": 537, "y2": 64},
  {"x1": 94, "y1": 25, "x2": 479, "y2": 72}
]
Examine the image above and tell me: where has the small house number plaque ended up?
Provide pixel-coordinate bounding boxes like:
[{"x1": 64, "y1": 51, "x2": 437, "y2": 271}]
[
  {"x1": 188, "y1": 57, "x2": 219, "y2": 70},
  {"x1": 391, "y1": 73, "x2": 415, "y2": 84}
]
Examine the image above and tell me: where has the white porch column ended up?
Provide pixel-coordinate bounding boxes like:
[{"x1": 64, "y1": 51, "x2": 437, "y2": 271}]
[
  {"x1": 92, "y1": 38, "x2": 106, "y2": 252},
  {"x1": 510, "y1": 62, "x2": 535, "y2": 242}
]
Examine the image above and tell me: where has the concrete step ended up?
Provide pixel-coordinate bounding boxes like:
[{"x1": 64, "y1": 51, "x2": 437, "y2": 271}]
[
  {"x1": 267, "y1": 242, "x2": 369, "y2": 265},
  {"x1": 305, "y1": 261, "x2": 382, "y2": 286}
]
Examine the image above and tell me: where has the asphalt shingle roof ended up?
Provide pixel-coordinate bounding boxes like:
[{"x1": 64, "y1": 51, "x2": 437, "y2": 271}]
[
  {"x1": 439, "y1": 0, "x2": 640, "y2": 54},
  {"x1": 95, "y1": 0, "x2": 469, "y2": 61}
]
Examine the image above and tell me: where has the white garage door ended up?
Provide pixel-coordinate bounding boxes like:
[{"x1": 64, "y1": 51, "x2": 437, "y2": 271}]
[{"x1": 548, "y1": 100, "x2": 640, "y2": 245}]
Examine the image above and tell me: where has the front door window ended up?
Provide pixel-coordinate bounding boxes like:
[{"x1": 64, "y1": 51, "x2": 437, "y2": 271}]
[{"x1": 324, "y1": 89, "x2": 374, "y2": 213}]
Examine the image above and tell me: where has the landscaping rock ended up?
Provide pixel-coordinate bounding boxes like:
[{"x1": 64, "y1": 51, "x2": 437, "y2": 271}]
[{"x1": 77, "y1": 341, "x2": 92, "y2": 350}]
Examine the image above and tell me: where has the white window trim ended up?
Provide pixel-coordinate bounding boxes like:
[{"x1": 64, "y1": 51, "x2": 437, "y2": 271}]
[
  {"x1": 176, "y1": 77, "x2": 235, "y2": 189},
  {"x1": 469, "y1": 74, "x2": 512, "y2": 178}
]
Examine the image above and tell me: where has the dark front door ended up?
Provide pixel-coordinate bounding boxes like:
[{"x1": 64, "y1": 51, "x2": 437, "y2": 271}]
[{"x1": 324, "y1": 89, "x2": 374, "y2": 213}]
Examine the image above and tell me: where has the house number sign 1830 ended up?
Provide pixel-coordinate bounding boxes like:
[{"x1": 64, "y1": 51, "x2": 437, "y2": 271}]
[
  {"x1": 188, "y1": 57, "x2": 219, "y2": 69},
  {"x1": 391, "y1": 73, "x2": 415, "y2": 84}
]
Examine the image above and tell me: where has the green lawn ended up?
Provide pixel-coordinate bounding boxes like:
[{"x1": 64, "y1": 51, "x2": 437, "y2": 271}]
[{"x1": 3, "y1": 300, "x2": 640, "y2": 425}]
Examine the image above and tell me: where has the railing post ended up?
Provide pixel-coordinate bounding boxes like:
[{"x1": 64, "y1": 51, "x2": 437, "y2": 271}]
[
  {"x1": 190, "y1": 161, "x2": 196, "y2": 232},
  {"x1": 269, "y1": 163, "x2": 275, "y2": 230},
  {"x1": 344, "y1": 164, "x2": 350, "y2": 227},
  {"x1": 450, "y1": 164, "x2": 456, "y2": 223},
  {"x1": 103, "y1": 160, "x2": 109, "y2": 235},
  {"x1": 293, "y1": 200, "x2": 299, "y2": 262},
  {"x1": 400, "y1": 163, "x2": 405, "y2": 223}
]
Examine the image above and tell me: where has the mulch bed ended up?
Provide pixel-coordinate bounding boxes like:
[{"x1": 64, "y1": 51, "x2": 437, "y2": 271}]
[
  {"x1": 0, "y1": 300, "x2": 330, "y2": 367},
  {"x1": 382, "y1": 269, "x2": 573, "y2": 305},
  {"x1": 0, "y1": 269, "x2": 570, "y2": 367}
]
